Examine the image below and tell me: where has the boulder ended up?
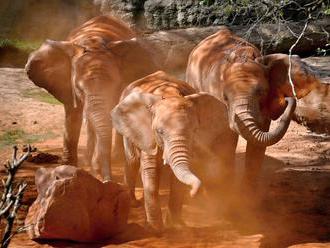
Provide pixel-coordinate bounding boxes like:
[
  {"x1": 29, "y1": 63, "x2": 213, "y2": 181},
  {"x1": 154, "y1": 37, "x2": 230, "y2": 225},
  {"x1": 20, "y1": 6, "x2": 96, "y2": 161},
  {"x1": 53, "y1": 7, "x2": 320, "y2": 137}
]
[
  {"x1": 141, "y1": 20, "x2": 330, "y2": 78},
  {"x1": 25, "y1": 165, "x2": 130, "y2": 242}
]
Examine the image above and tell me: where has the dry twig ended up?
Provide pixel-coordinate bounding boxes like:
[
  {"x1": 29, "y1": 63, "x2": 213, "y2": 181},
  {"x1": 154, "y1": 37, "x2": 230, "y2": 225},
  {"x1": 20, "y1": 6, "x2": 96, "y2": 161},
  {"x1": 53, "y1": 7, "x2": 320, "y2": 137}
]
[{"x1": 0, "y1": 145, "x2": 32, "y2": 248}]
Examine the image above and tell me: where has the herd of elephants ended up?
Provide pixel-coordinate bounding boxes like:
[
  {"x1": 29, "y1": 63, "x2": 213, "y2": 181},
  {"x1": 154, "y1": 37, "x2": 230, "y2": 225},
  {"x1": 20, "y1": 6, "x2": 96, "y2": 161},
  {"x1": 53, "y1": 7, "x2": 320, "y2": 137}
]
[{"x1": 24, "y1": 15, "x2": 321, "y2": 233}]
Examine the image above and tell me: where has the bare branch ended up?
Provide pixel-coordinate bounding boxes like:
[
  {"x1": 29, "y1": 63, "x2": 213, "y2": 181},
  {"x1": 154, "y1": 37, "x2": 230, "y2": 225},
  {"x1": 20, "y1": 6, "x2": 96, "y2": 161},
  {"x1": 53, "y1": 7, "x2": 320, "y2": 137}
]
[
  {"x1": 1, "y1": 145, "x2": 32, "y2": 248},
  {"x1": 288, "y1": 15, "x2": 312, "y2": 99}
]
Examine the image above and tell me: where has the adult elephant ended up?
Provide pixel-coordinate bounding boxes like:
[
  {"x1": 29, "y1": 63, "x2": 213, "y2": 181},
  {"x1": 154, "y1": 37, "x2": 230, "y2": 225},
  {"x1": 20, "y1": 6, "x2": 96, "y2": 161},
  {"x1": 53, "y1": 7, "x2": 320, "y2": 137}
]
[
  {"x1": 111, "y1": 71, "x2": 237, "y2": 233},
  {"x1": 25, "y1": 15, "x2": 158, "y2": 180},
  {"x1": 186, "y1": 27, "x2": 320, "y2": 186}
]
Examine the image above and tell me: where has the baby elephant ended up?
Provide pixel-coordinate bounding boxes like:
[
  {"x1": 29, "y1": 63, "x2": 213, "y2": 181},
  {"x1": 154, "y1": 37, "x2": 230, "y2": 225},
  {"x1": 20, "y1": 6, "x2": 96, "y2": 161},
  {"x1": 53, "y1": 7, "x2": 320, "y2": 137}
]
[{"x1": 111, "y1": 71, "x2": 236, "y2": 233}]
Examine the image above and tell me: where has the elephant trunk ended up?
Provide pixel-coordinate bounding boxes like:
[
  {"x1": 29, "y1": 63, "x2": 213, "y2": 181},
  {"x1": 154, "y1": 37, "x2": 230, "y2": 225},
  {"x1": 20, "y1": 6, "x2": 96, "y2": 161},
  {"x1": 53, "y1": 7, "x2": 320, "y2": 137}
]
[
  {"x1": 25, "y1": 57, "x2": 38, "y2": 82},
  {"x1": 166, "y1": 138, "x2": 201, "y2": 197},
  {"x1": 86, "y1": 94, "x2": 112, "y2": 180},
  {"x1": 233, "y1": 95, "x2": 296, "y2": 146}
]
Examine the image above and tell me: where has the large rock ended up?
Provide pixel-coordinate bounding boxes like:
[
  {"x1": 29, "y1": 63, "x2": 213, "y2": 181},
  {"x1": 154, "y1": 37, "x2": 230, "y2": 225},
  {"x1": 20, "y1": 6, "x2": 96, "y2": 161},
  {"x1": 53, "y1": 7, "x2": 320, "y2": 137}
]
[
  {"x1": 25, "y1": 165, "x2": 130, "y2": 242},
  {"x1": 141, "y1": 20, "x2": 330, "y2": 78},
  {"x1": 97, "y1": 0, "x2": 326, "y2": 30}
]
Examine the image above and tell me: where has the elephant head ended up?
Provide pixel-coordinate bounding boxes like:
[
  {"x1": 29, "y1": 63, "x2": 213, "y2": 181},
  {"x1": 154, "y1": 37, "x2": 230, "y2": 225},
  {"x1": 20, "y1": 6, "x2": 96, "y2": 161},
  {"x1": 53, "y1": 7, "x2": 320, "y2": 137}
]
[
  {"x1": 111, "y1": 91, "x2": 230, "y2": 196},
  {"x1": 223, "y1": 54, "x2": 320, "y2": 146},
  {"x1": 25, "y1": 37, "x2": 158, "y2": 106}
]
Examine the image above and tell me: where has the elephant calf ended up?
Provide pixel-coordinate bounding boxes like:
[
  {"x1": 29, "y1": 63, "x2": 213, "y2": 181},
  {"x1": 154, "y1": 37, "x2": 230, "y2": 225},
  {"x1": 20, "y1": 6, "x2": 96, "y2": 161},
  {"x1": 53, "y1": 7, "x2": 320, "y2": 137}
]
[{"x1": 111, "y1": 71, "x2": 237, "y2": 233}]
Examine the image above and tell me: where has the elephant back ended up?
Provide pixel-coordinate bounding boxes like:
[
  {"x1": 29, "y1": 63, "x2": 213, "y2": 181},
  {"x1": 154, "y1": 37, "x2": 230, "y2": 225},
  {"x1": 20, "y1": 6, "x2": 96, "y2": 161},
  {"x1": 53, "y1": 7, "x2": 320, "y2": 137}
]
[
  {"x1": 68, "y1": 15, "x2": 135, "y2": 46},
  {"x1": 121, "y1": 71, "x2": 197, "y2": 100}
]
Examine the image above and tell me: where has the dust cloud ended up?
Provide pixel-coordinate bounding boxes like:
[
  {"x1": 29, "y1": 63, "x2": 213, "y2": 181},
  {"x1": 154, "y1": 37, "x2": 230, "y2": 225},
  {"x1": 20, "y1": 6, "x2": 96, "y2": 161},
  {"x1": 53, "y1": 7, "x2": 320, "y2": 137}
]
[{"x1": 0, "y1": 0, "x2": 100, "y2": 41}]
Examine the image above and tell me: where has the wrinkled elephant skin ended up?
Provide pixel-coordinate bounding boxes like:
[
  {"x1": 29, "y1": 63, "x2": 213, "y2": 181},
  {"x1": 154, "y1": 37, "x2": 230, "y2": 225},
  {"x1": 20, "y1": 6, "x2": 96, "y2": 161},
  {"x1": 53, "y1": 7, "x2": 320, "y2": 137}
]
[
  {"x1": 111, "y1": 71, "x2": 237, "y2": 233},
  {"x1": 25, "y1": 15, "x2": 158, "y2": 180},
  {"x1": 186, "y1": 27, "x2": 321, "y2": 186}
]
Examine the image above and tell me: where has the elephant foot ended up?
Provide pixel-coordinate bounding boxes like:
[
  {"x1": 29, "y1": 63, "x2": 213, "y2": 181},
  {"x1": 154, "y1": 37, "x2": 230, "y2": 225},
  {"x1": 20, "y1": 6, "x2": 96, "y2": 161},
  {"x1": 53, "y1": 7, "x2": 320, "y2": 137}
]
[
  {"x1": 102, "y1": 175, "x2": 111, "y2": 182},
  {"x1": 164, "y1": 210, "x2": 186, "y2": 229},
  {"x1": 130, "y1": 197, "x2": 143, "y2": 208},
  {"x1": 61, "y1": 153, "x2": 77, "y2": 166},
  {"x1": 60, "y1": 158, "x2": 77, "y2": 166},
  {"x1": 145, "y1": 221, "x2": 163, "y2": 236},
  {"x1": 89, "y1": 168, "x2": 106, "y2": 182}
]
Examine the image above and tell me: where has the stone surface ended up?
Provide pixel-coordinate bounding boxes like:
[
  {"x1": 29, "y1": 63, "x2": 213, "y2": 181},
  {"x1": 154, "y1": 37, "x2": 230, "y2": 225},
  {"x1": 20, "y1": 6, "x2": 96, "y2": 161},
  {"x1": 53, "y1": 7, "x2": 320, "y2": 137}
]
[
  {"x1": 25, "y1": 165, "x2": 130, "y2": 242},
  {"x1": 1, "y1": 0, "x2": 328, "y2": 38},
  {"x1": 141, "y1": 19, "x2": 330, "y2": 78},
  {"x1": 98, "y1": 0, "x2": 326, "y2": 30},
  {"x1": 95, "y1": 0, "x2": 145, "y2": 27}
]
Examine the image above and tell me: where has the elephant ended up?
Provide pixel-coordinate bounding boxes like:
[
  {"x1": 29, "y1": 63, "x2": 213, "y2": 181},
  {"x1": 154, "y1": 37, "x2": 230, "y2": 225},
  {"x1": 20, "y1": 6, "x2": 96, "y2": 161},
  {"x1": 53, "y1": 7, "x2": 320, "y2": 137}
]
[
  {"x1": 186, "y1": 27, "x2": 321, "y2": 187},
  {"x1": 25, "y1": 15, "x2": 158, "y2": 180},
  {"x1": 111, "y1": 71, "x2": 237, "y2": 233}
]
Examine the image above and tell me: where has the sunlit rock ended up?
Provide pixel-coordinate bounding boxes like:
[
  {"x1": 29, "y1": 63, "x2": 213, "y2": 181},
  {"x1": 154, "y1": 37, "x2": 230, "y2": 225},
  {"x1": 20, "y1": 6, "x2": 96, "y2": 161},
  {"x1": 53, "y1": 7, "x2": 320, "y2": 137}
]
[{"x1": 25, "y1": 165, "x2": 130, "y2": 242}]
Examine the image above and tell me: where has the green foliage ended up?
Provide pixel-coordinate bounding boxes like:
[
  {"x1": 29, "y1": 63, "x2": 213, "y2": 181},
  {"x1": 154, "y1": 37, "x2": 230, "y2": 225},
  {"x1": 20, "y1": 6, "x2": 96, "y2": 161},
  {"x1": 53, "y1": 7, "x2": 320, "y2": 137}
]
[
  {"x1": 0, "y1": 38, "x2": 41, "y2": 52},
  {"x1": 223, "y1": 5, "x2": 234, "y2": 16},
  {"x1": 316, "y1": 43, "x2": 330, "y2": 56},
  {"x1": 0, "y1": 129, "x2": 25, "y2": 148},
  {"x1": 196, "y1": 0, "x2": 329, "y2": 25},
  {"x1": 0, "y1": 129, "x2": 55, "y2": 149},
  {"x1": 199, "y1": 0, "x2": 215, "y2": 6},
  {"x1": 324, "y1": 7, "x2": 330, "y2": 15},
  {"x1": 22, "y1": 89, "x2": 62, "y2": 105}
]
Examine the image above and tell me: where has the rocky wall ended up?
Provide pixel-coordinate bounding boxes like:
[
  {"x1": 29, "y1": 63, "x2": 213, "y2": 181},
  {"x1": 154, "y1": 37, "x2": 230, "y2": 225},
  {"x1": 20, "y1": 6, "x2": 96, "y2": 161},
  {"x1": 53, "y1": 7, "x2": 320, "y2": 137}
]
[
  {"x1": 1, "y1": 0, "x2": 328, "y2": 39},
  {"x1": 98, "y1": 0, "x2": 328, "y2": 30}
]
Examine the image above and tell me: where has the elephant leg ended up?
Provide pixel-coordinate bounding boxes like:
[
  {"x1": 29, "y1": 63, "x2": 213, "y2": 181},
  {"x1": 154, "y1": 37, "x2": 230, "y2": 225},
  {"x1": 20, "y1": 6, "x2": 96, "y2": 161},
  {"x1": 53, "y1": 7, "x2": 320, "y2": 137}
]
[
  {"x1": 91, "y1": 121, "x2": 112, "y2": 181},
  {"x1": 112, "y1": 128, "x2": 126, "y2": 164},
  {"x1": 241, "y1": 142, "x2": 267, "y2": 211},
  {"x1": 244, "y1": 143, "x2": 266, "y2": 188},
  {"x1": 166, "y1": 174, "x2": 186, "y2": 229},
  {"x1": 140, "y1": 151, "x2": 163, "y2": 234},
  {"x1": 243, "y1": 120, "x2": 270, "y2": 190},
  {"x1": 62, "y1": 105, "x2": 82, "y2": 166},
  {"x1": 86, "y1": 119, "x2": 97, "y2": 176},
  {"x1": 123, "y1": 137, "x2": 141, "y2": 207},
  {"x1": 222, "y1": 134, "x2": 238, "y2": 186}
]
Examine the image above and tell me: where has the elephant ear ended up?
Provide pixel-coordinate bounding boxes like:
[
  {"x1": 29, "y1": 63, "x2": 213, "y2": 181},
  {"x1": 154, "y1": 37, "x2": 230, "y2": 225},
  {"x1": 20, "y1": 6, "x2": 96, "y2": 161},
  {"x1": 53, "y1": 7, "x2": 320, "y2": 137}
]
[
  {"x1": 257, "y1": 53, "x2": 320, "y2": 98},
  {"x1": 25, "y1": 40, "x2": 83, "y2": 105},
  {"x1": 111, "y1": 92, "x2": 161, "y2": 155},
  {"x1": 185, "y1": 93, "x2": 232, "y2": 148},
  {"x1": 256, "y1": 53, "x2": 320, "y2": 119}
]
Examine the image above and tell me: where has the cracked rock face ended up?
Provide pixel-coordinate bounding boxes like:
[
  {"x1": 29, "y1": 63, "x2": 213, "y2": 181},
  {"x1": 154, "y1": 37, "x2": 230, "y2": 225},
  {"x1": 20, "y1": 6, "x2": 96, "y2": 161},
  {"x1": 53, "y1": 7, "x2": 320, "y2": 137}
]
[{"x1": 25, "y1": 165, "x2": 130, "y2": 242}]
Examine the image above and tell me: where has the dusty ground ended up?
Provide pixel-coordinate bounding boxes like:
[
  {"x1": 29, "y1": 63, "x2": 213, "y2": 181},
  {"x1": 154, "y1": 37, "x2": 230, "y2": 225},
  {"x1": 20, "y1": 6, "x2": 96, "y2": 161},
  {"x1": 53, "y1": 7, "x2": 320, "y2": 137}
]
[{"x1": 0, "y1": 60, "x2": 329, "y2": 248}]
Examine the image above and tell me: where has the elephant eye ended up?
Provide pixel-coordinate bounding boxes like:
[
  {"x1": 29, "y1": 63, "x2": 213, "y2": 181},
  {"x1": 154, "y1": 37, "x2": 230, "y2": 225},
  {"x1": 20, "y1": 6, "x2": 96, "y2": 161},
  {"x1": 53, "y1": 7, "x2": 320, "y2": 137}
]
[
  {"x1": 223, "y1": 93, "x2": 228, "y2": 102},
  {"x1": 255, "y1": 87, "x2": 264, "y2": 96},
  {"x1": 157, "y1": 128, "x2": 164, "y2": 135}
]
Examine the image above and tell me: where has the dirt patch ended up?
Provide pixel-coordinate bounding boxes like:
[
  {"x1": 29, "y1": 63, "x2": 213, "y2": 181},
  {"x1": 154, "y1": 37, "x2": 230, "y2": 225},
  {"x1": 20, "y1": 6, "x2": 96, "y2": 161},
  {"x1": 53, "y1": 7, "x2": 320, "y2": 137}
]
[
  {"x1": 0, "y1": 63, "x2": 329, "y2": 247},
  {"x1": 0, "y1": 68, "x2": 63, "y2": 149}
]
